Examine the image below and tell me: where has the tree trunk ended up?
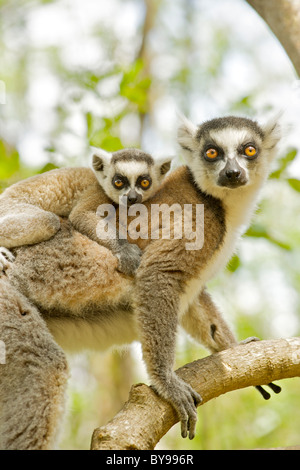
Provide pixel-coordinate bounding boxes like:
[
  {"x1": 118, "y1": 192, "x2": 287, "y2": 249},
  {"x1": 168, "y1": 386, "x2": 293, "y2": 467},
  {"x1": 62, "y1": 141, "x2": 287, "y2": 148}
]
[{"x1": 246, "y1": 0, "x2": 300, "y2": 76}]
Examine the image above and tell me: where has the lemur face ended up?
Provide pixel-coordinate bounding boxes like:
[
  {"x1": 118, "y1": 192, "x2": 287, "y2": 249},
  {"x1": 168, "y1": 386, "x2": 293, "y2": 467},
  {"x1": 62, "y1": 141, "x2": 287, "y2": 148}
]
[
  {"x1": 109, "y1": 158, "x2": 154, "y2": 205},
  {"x1": 178, "y1": 115, "x2": 281, "y2": 197},
  {"x1": 93, "y1": 148, "x2": 172, "y2": 205},
  {"x1": 196, "y1": 118, "x2": 264, "y2": 190}
]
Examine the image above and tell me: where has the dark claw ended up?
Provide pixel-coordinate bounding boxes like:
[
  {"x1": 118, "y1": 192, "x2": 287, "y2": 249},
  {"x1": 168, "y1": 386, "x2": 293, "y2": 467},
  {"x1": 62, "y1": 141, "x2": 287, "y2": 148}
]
[
  {"x1": 256, "y1": 382, "x2": 281, "y2": 400},
  {"x1": 240, "y1": 338, "x2": 282, "y2": 400},
  {"x1": 256, "y1": 385, "x2": 271, "y2": 400},
  {"x1": 267, "y1": 382, "x2": 281, "y2": 394}
]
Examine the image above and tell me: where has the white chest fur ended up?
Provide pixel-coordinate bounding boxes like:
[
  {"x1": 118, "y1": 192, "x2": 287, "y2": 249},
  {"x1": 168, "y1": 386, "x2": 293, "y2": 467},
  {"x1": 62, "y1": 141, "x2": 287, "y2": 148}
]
[
  {"x1": 178, "y1": 224, "x2": 240, "y2": 316},
  {"x1": 179, "y1": 183, "x2": 261, "y2": 316}
]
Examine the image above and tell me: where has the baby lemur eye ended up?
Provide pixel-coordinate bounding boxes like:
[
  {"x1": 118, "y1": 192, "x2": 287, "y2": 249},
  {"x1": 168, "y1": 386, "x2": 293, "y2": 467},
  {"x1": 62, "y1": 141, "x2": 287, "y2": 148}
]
[
  {"x1": 112, "y1": 175, "x2": 129, "y2": 189},
  {"x1": 205, "y1": 148, "x2": 219, "y2": 160},
  {"x1": 140, "y1": 179, "x2": 150, "y2": 189},
  {"x1": 114, "y1": 179, "x2": 124, "y2": 188},
  {"x1": 244, "y1": 145, "x2": 257, "y2": 158},
  {"x1": 137, "y1": 175, "x2": 152, "y2": 190}
]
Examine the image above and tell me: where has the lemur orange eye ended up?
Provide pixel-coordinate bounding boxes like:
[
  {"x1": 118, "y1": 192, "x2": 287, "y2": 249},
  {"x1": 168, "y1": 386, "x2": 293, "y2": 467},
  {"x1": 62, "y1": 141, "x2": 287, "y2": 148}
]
[
  {"x1": 244, "y1": 145, "x2": 257, "y2": 158},
  {"x1": 205, "y1": 148, "x2": 218, "y2": 160},
  {"x1": 114, "y1": 179, "x2": 124, "y2": 188},
  {"x1": 140, "y1": 179, "x2": 150, "y2": 189}
]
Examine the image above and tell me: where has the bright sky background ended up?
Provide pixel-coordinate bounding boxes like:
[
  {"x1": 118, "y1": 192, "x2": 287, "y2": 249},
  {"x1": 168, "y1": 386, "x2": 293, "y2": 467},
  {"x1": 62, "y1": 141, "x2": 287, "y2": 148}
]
[
  {"x1": 1, "y1": 0, "x2": 299, "y2": 340},
  {"x1": 2, "y1": 0, "x2": 300, "y2": 174}
]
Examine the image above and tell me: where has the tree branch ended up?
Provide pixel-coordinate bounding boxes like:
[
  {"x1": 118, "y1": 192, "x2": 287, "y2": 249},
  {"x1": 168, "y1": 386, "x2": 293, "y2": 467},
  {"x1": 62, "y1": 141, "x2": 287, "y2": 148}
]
[
  {"x1": 136, "y1": 0, "x2": 159, "y2": 143},
  {"x1": 91, "y1": 337, "x2": 300, "y2": 450},
  {"x1": 246, "y1": 0, "x2": 300, "y2": 76}
]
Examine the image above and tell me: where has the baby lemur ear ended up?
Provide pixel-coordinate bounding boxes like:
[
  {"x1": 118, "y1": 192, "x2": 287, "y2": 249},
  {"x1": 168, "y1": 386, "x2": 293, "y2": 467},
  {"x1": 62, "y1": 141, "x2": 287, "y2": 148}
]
[
  {"x1": 159, "y1": 158, "x2": 172, "y2": 175},
  {"x1": 177, "y1": 114, "x2": 198, "y2": 155},
  {"x1": 92, "y1": 149, "x2": 112, "y2": 173},
  {"x1": 154, "y1": 157, "x2": 172, "y2": 182}
]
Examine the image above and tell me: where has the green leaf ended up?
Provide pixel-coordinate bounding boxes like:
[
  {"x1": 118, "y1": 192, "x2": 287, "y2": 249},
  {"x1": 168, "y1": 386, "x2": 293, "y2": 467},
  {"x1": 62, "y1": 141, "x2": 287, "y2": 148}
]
[
  {"x1": 100, "y1": 135, "x2": 123, "y2": 152},
  {"x1": 287, "y1": 178, "x2": 300, "y2": 192},
  {"x1": 269, "y1": 148, "x2": 298, "y2": 179},
  {"x1": 0, "y1": 140, "x2": 20, "y2": 178},
  {"x1": 119, "y1": 59, "x2": 151, "y2": 113},
  {"x1": 245, "y1": 224, "x2": 291, "y2": 251},
  {"x1": 38, "y1": 163, "x2": 59, "y2": 174},
  {"x1": 86, "y1": 112, "x2": 93, "y2": 139},
  {"x1": 227, "y1": 254, "x2": 241, "y2": 272},
  {"x1": 245, "y1": 224, "x2": 268, "y2": 238},
  {"x1": 89, "y1": 131, "x2": 122, "y2": 152}
]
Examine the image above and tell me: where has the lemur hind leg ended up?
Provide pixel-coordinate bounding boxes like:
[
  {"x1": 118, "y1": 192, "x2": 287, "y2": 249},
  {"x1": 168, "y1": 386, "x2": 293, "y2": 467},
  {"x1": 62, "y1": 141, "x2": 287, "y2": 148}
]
[
  {"x1": 180, "y1": 288, "x2": 237, "y2": 353},
  {"x1": 181, "y1": 290, "x2": 281, "y2": 399},
  {"x1": 0, "y1": 201, "x2": 60, "y2": 248},
  {"x1": 0, "y1": 278, "x2": 68, "y2": 450}
]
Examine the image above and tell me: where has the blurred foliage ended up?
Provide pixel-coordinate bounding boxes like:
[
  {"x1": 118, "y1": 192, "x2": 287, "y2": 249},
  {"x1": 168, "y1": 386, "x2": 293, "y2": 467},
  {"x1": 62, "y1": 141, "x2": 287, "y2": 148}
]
[
  {"x1": 0, "y1": 0, "x2": 299, "y2": 451},
  {"x1": 0, "y1": 140, "x2": 20, "y2": 180}
]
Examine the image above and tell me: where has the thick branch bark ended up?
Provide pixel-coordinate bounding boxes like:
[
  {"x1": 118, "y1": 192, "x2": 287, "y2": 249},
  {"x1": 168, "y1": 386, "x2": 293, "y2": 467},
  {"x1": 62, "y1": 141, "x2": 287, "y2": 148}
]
[
  {"x1": 91, "y1": 337, "x2": 300, "y2": 450},
  {"x1": 246, "y1": 0, "x2": 300, "y2": 76}
]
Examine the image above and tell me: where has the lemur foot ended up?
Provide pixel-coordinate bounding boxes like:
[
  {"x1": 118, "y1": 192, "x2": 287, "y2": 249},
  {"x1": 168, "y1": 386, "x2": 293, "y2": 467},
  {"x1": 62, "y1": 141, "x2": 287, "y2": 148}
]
[
  {"x1": 239, "y1": 336, "x2": 261, "y2": 345},
  {"x1": 0, "y1": 247, "x2": 15, "y2": 273},
  {"x1": 239, "y1": 336, "x2": 282, "y2": 400},
  {"x1": 152, "y1": 372, "x2": 202, "y2": 440},
  {"x1": 116, "y1": 243, "x2": 143, "y2": 276}
]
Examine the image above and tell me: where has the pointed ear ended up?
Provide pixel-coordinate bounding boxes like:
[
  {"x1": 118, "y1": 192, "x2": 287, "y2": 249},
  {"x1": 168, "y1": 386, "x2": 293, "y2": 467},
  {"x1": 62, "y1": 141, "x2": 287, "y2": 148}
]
[
  {"x1": 158, "y1": 158, "x2": 172, "y2": 175},
  {"x1": 261, "y1": 112, "x2": 282, "y2": 151},
  {"x1": 177, "y1": 114, "x2": 198, "y2": 154},
  {"x1": 92, "y1": 149, "x2": 112, "y2": 173}
]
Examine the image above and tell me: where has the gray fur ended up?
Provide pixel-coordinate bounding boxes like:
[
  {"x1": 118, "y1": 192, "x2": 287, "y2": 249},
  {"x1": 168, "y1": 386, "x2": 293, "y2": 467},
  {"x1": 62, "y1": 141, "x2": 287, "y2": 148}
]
[
  {"x1": 0, "y1": 278, "x2": 68, "y2": 450},
  {"x1": 111, "y1": 148, "x2": 155, "y2": 166},
  {"x1": 92, "y1": 147, "x2": 172, "y2": 206},
  {"x1": 0, "y1": 115, "x2": 281, "y2": 448},
  {"x1": 196, "y1": 116, "x2": 265, "y2": 141},
  {"x1": 0, "y1": 149, "x2": 171, "y2": 277}
]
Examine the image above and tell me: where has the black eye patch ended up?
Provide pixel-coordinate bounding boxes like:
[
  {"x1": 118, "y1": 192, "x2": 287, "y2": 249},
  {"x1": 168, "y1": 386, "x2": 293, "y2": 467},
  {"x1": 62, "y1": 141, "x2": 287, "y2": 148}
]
[
  {"x1": 136, "y1": 175, "x2": 152, "y2": 190},
  {"x1": 202, "y1": 143, "x2": 224, "y2": 161},
  {"x1": 237, "y1": 142, "x2": 260, "y2": 159},
  {"x1": 112, "y1": 174, "x2": 129, "y2": 189}
]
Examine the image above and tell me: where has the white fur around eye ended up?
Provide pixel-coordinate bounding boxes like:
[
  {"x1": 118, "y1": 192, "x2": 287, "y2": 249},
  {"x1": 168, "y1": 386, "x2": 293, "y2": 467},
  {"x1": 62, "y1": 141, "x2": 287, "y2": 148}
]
[
  {"x1": 116, "y1": 161, "x2": 149, "y2": 182},
  {"x1": 208, "y1": 128, "x2": 260, "y2": 155}
]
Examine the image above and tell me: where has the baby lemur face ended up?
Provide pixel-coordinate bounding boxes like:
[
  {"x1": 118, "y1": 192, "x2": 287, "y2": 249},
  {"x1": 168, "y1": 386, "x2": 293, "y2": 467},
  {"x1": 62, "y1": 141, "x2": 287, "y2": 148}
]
[
  {"x1": 92, "y1": 148, "x2": 172, "y2": 205},
  {"x1": 178, "y1": 115, "x2": 280, "y2": 197}
]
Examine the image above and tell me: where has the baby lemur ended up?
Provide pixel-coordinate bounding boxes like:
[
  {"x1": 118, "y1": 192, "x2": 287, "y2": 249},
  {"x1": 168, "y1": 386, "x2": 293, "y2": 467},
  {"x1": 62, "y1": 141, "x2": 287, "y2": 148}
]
[
  {"x1": 1, "y1": 115, "x2": 281, "y2": 449},
  {"x1": 0, "y1": 148, "x2": 171, "y2": 275}
]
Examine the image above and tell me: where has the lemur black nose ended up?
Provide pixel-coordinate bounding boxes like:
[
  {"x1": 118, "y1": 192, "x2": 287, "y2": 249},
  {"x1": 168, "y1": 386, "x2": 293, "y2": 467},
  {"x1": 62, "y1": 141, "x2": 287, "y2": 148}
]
[
  {"x1": 226, "y1": 169, "x2": 241, "y2": 179},
  {"x1": 128, "y1": 195, "x2": 138, "y2": 204}
]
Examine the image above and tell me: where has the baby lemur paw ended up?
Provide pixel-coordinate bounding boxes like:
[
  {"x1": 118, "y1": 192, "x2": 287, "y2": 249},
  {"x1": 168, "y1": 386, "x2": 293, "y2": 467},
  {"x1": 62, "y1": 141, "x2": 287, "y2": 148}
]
[
  {"x1": 116, "y1": 243, "x2": 143, "y2": 276},
  {"x1": 153, "y1": 373, "x2": 202, "y2": 440},
  {"x1": 0, "y1": 247, "x2": 15, "y2": 273}
]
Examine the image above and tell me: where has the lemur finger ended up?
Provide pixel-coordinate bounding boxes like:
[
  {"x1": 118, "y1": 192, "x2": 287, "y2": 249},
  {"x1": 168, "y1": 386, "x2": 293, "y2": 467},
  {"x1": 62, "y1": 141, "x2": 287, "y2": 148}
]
[
  {"x1": 0, "y1": 247, "x2": 15, "y2": 262},
  {"x1": 240, "y1": 338, "x2": 282, "y2": 398},
  {"x1": 187, "y1": 412, "x2": 198, "y2": 440},
  {"x1": 267, "y1": 382, "x2": 281, "y2": 394},
  {"x1": 239, "y1": 336, "x2": 261, "y2": 345},
  {"x1": 255, "y1": 382, "x2": 281, "y2": 400},
  {"x1": 0, "y1": 247, "x2": 15, "y2": 273},
  {"x1": 192, "y1": 390, "x2": 202, "y2": 407},
  {"x1": 182, "y1": 388, "x2": 201, "y2": 439},
  {"x1": 256, "y1": 385, "x2": 271, "y2": 400},
  {"x1": 180, "y1": 416, "x2": 188, "y2": 439}
]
